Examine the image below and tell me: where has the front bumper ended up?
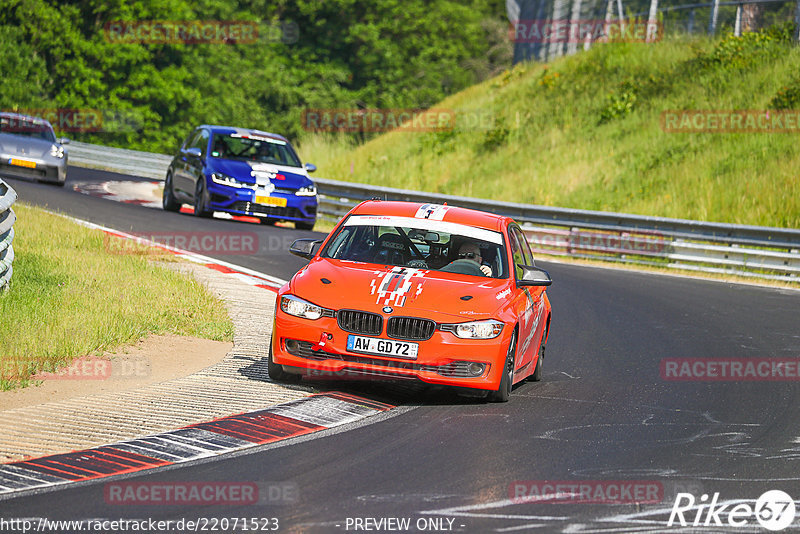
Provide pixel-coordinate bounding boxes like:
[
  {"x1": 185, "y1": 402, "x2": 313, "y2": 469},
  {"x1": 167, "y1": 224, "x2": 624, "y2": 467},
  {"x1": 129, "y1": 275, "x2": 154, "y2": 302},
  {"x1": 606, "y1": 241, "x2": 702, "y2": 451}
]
[
  {"x1": 271, "y1": 308, "x2": 510, "y2": 390},
  {"x1": 0, "y1": 154, "x2": 67, "y2": 183},
  {"x1": 207, "y1": 181, "x2": 317, "y2": 223}
]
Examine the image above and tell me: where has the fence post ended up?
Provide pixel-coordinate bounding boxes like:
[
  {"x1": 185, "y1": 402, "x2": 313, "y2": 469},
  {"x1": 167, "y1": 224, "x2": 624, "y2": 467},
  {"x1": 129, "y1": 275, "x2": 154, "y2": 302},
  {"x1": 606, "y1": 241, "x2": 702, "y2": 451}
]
[
  {"x1": 709, "y1": 0, "x2": 720, "y2": 34},
  {"x1": 735, "y1": 4, "x2": 742, "y2": 35},
  {"x1": 794, "y1": 0, "x2": 800, "y2": 42},
  {"x1": 647, "y1": 0, "x2": 660, "y2": 42},
  {"x1": 688, "y1": 9, "x2": 695, "y2": 33},
  {"x1": 568, "y1": 0, "x2": 583, "y2": 55}
]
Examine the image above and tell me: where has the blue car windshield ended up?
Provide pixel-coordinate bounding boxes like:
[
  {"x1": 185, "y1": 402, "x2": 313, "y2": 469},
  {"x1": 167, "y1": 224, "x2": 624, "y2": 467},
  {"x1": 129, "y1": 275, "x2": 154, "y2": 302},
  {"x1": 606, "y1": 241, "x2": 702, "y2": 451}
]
[
  {"x1": 210, "y1": 133, "x2": 301, "y2": 167},
  {"x1": 0, "y1": 117, "x2": 56, "y2": 143}
]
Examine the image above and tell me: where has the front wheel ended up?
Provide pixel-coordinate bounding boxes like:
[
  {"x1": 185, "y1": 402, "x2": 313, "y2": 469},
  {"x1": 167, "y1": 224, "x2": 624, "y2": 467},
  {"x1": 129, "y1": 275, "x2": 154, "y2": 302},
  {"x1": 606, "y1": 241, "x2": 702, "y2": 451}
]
[
  {"x1": 488, "y1": 330, "x2": 516, "y2": 403},
  {"x1": 162, "y1": 172, "x2": 180, "y2": 212},
  {"x1": 295, "y1": 220, "x2": 315, "y2": 231},
  {"x1": 193, "y1": 179, "x2": 212, "y2": 218}
]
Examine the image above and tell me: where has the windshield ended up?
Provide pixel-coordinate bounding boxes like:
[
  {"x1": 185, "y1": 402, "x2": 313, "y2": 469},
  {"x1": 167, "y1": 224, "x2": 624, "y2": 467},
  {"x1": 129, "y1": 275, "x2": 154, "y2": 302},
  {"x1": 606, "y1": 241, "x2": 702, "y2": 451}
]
[
  {"x1": 0, "y1": 117, "x2": 56, "y2": 142},
  {"x1": 322, "y1": 215, "x2": 508, "y2": 279},
  {"x1": 210, "y1": 133, "x2": 301, "y2": 167}
]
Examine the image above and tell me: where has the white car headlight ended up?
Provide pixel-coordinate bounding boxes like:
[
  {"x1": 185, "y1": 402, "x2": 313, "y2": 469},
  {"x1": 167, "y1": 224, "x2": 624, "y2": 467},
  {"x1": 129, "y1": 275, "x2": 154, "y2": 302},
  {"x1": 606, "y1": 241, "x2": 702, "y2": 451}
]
[
  {"x1": 280, "y1": 294, "x2": 328, "y2": 320},
  {"x1": 211, "y1": 172, "x2": 250, "y2": 188},
  {"x1": 49, "y1": 144, "x2": 65, "y2": 159},
  {"x1": 295, "y1": 184, "x2": 316, "y2": 196},
  {"x1": 441, "y1": 320, "x2": 504, "y2": 339}
]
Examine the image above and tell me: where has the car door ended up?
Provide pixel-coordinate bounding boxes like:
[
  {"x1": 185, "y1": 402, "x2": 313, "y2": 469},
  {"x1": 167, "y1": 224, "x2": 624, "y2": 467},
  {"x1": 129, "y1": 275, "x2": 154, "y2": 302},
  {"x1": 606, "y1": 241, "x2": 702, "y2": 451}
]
[
  {"x1": 186, "y1": 129, "x2": 210, "y2": 200},
  {"x1": 173, "y1": 129, "x2": 201, "y2": 196},
  {"x1": 509, "y1": 225, "x2": 544, "y2": 375}
]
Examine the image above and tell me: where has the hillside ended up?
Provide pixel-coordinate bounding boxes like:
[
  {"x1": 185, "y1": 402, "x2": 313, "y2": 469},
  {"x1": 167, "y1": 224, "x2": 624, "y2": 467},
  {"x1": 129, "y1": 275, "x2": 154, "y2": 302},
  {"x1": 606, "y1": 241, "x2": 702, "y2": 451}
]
[{"x1": 301, "y1": 27, "x2": 800, "y2": 228}]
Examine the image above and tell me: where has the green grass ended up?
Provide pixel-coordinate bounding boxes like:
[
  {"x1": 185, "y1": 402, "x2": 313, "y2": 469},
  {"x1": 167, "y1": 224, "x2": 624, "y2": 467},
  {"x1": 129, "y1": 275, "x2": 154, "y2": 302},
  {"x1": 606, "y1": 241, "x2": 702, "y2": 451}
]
[
  {"x1": 297, "y1": 28, "x2": 800, "y2": 229},
  {"x1": 0, "y1": 203, "x2": 233, "y2": 390}
]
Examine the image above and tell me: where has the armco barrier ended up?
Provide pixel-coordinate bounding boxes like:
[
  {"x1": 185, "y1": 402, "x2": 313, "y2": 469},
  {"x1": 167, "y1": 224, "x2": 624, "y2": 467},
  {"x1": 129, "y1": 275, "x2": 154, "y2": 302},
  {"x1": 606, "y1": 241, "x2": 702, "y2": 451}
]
[
  {"x1": 67, "y1": 141, "x2": 800, "y2": 282},
  {"x1": 0, "y1": 179, "x2": 17, "y2": 290}
]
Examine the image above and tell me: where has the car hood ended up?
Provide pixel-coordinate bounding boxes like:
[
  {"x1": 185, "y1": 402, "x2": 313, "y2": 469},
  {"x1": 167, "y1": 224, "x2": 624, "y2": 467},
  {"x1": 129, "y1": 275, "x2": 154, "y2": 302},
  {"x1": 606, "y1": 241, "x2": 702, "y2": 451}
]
[
  {"x1": 209, "y1": 159, "x2": 312, "y2": 189},
  {"x1": 290, "y1": 259, "x2": 509, "y2": 322},
  {"x1": 0, "y1": 134, "x2": 56, "y2": 159}
]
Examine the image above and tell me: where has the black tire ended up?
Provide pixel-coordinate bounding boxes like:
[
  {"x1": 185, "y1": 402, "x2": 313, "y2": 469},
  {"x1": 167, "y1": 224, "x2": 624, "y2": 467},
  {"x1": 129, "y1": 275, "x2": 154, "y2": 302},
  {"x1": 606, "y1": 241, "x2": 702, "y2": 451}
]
[
  {"x1": 193, "y1": 179, "x2": 212, "y2": 218},
  {"x1": 162, "y1": 172, "x2": 180, "y2": 212},
  {"x1": 260, "y1": 218, "x2": 277, "y2": 226},
  {"x1": 530, "y1": 324, "x2": 547, "y2": 382},
  {"x1": 268, "y1": 340, "x2": 301, "y2": 383},
  {"x1": 488, "y1": 330, "x2": 517, "y2": 403},
  {"x1": 295, "y1": 220, "x2": 315, "y2": 231}
]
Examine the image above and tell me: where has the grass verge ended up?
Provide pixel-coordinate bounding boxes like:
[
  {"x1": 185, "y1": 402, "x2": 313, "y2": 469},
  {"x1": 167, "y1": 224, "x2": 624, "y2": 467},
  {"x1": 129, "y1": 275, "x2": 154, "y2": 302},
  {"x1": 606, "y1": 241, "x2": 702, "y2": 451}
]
[
  {"x1": 0, "y1": 203, "x2": 233, "y2": 390},
  {"x1": 298, "y1": 28, "x2": 800, "y2": 229}
]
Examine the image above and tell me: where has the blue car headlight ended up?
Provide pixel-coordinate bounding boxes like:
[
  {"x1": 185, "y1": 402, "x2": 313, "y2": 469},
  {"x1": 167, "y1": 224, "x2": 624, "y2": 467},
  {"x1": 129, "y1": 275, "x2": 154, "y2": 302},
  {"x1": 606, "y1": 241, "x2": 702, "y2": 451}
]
[
  {"x1": 211, "y1": 172, "x2": 252, "y2": 188},
  {"x1": 295, "y1": 184, "x2": 317, "y2": 197}
]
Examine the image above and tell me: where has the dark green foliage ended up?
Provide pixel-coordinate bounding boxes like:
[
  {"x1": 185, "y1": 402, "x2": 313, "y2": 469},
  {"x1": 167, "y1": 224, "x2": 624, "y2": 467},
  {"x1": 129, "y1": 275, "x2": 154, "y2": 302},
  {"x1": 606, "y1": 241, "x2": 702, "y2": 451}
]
[{"x1": 0, "y1": 0, "x2": 510, "y2": 152}]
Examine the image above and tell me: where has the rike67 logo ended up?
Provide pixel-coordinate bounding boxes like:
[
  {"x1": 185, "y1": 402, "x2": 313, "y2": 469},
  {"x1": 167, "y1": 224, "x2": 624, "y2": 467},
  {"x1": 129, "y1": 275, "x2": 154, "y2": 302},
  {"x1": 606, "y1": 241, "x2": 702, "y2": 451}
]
[{"x1": 668, "y1": 490, "x2": 796, "y2": 531}]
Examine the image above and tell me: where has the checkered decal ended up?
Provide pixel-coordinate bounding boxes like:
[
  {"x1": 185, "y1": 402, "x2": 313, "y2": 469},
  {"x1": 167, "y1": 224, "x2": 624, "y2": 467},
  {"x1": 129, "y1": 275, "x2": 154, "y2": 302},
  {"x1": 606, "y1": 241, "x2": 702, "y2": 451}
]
[{"x1": 370, "y1": 267, "x2": 426, "y2": 307}]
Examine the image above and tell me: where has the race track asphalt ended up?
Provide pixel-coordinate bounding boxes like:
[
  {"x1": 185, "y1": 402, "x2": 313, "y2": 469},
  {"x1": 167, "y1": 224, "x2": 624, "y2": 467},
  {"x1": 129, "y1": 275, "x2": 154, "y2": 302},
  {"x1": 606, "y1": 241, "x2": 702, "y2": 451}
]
[{"x1": 4, "y1": 168, "x2": 800, "y2": 532}]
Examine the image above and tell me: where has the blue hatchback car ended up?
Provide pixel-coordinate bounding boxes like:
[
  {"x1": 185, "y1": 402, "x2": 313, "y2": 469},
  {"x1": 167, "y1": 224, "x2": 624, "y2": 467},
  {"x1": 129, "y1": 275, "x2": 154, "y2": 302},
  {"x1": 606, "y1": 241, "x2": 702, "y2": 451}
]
[{"x1": 163, "y1": 125, "x2": 318, "y2": 230}]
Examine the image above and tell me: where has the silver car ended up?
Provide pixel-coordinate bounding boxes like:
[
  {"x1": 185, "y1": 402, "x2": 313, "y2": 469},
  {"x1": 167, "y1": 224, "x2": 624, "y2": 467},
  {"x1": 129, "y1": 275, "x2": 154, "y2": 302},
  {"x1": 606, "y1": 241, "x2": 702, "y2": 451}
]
[{"x1": 0, "y1": 112, "x2": 69, "y2": 186}]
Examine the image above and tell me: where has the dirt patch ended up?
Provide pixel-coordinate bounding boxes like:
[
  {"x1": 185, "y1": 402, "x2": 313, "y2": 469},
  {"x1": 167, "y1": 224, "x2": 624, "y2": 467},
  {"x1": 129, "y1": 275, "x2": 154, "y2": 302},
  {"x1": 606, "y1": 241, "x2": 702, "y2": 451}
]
[{"x1": 0, "y1": 334, "x2": 232, "y2": 411}]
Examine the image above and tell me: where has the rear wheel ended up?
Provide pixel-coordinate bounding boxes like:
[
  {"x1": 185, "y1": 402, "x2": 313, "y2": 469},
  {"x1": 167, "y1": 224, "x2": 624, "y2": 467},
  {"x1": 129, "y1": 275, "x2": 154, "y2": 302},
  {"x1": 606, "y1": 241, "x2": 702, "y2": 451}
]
[
  {"x1": 193, "y1": 179, "x2": 212, "y2": 218},
  {"x1": 530, "y1": 324, "x2": 547, "y2": 382},
  {"x1": 268, "y1": 340, "x2": 301, "y2": 383},
  {"x1": 162, "y1": 172, "x2": 180, "y2": 212},
  {"x1": 488, "y1": 330, "x2": 516, "y2": 403}
]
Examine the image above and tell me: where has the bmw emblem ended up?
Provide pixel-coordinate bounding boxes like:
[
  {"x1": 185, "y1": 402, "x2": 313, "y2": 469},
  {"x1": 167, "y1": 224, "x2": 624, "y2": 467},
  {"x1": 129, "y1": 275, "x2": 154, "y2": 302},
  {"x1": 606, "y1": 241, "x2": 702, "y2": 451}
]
[{"x1": 382, "y1": 306, "x2": 393, "y2": 314}]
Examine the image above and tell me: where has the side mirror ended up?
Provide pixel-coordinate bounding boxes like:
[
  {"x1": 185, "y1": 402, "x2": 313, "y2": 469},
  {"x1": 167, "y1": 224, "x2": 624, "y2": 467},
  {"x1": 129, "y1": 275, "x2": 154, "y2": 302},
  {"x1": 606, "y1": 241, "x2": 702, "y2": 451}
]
[
  {"x1": 304, "y1": 162, "x2": 317, "y2": 173},
  {"x1": 517, "y1": 265, "x2": 552, "y2": 286},
  {"x1": 289, "y1": 238, "x2": 322, "y2": 259},
  {"x1": 183, "y1": 147, "x2": 202, "y2": 158},
  {"x1": 58, "y1": 137, "x2": 71, "y2": 145}
]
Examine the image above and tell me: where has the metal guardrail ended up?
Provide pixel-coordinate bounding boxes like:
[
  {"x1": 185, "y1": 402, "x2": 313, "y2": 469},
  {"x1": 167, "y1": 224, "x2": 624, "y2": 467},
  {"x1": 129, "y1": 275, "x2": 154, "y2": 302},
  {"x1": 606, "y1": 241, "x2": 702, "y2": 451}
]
[
  {"x1": 68, "y1": 142, "x2": 800, "y2": 282},
  {"x1": 68, "y1": 140, "x2": 173, "y2": 180},
  {"x1": 0, "y1": 179, "x2": 17, "y2": 291}
]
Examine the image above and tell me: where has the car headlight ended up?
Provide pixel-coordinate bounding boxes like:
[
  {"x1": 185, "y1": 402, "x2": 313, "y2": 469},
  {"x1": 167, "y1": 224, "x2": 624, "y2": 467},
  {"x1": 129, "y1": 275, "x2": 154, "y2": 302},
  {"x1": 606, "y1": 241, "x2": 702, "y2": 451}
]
[
  {"x1": 211, "y1": 172, "x2": 251, "y2": 188},
  {"x1": 49, "y1": 144, "x2": 65, "y2": 159},
  {"x1": 440, "y1": 320, "x2": 504, "y2": 339},
  {"x1": 295, "y1": 184, "x2": 317, "y2": 196},
  {"x1": 280, "y1": 294, "x2": 330, "y2": 320}
]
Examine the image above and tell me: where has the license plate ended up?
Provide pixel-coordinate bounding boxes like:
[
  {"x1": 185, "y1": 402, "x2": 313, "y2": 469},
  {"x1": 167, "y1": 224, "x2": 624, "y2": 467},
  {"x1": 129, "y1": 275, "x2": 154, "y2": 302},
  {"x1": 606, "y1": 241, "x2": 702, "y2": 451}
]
[
  {"x1": 347, "y1": 335, "x2": 419, "y2": 360},
  {"x1": 254, "y1": 195, "x2": 287, "y2": 207},
  {"x1": 8, "y1": 158, "x2": 36, "y2": 169}
]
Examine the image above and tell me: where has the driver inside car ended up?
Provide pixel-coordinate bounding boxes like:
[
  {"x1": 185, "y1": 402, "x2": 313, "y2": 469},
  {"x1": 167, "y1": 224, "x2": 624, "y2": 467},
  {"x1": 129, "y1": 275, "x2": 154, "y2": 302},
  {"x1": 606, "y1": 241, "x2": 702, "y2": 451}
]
[{"x1": 449, "y1": 242, "x2": 492, "y2": 277}]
